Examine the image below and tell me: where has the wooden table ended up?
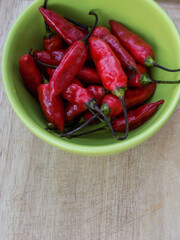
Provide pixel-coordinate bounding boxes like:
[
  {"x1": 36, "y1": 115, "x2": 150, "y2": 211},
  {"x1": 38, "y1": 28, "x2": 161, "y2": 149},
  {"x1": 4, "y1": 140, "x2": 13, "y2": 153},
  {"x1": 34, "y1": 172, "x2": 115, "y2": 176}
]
[{"x1": 0, "y1": 0, "x2": 180, "y2": 239}]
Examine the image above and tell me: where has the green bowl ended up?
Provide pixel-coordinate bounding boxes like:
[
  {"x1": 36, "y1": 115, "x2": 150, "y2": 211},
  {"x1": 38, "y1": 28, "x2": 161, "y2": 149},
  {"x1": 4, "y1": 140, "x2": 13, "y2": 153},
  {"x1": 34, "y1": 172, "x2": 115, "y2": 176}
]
[{"x1": 2, "y1": 0, "x2": 180, "y2": 156}]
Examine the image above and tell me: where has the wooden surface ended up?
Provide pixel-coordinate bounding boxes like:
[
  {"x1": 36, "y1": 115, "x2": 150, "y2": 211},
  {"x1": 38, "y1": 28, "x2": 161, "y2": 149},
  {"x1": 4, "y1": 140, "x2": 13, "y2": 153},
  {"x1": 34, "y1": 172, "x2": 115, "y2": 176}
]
[{"x1": 0, "y1": 0, "x2": 180, "y2": 239}]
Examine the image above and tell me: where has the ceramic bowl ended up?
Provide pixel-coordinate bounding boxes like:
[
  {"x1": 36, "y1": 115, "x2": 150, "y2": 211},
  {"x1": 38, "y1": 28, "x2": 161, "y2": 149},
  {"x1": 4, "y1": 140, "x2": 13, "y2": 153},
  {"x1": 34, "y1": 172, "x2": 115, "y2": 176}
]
[{"x1": 2, "y1": 0, "x2": 180, "y2": 155}]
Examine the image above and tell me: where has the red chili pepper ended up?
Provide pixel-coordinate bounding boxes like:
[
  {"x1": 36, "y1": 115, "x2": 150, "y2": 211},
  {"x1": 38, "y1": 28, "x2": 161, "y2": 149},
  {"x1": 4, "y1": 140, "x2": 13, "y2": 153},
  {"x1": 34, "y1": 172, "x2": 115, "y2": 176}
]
[
  {"x1": 89, "y1": 36, "x2": 129, "y2": 140},
  {"x1": 38, "y1": 83, "x2": 64, "y2": 132},
  {"x1": 42, "y1": 0, "x2": 65, "y2": 51},
  {"x1": 49, "y1": 12, "x2": 98, "y2": 101},
  {"x1": 112, "y1": 100, "x2": 164, "y2": 132},
  {"x1": 33, "y1": 49, "x2": 65, "y2": 66},
  {"x1": 39, "y1": 7, "x2": 85, "y2": 45},
  {"x1": 44, "y1": 34, "x2": 64, "y2": 51},
  {"x1": 47, "y1": 68, "x2": 55, "y2": 78},
  {"x1": 19, "y1": 54, "x2": 43, "y2": 98},
  {"x1": 65, "y1": 103, "x2": 85, "y2": 123},
  {"x1": 110, "y1": 20, "x2": 180, "y2": 72},
  {"x1": 92, "y1": 26, "x2": 137, "y2": 71},
  {"x1": 61, "y1": 80, "x2": 96, "y2": 110},
  {"x1": 77, "y1": 67, "x2": 102, "y2": 85},
  {"x1": 101, "y1": 83, "x2": 156, "y2": 117},
  {"x1": 61, "y1": 79, "x2": 115, "y2": 137},
  {"x1": 87, "y1": 85, "x2": 106, "y2": 106},
  {"x1": 64, "y1": 84, "x2": 105, "y2": 122},
  {"x1": 127, "y1": 64, "x2": 180, "y2": 87},
  {"x1": 49, "y1": 41, "x2": 87, "y2": 100}
]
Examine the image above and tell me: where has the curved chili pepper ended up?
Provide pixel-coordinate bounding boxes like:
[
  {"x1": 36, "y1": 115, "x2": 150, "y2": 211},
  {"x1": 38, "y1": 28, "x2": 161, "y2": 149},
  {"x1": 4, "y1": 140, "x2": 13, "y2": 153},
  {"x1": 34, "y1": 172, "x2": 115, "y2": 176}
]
[
  {"x1": 38, "y1": 83, "x2": 64, "y2": 132},
  {"x1": 110, "y1": 20, "x2": 180, "y2": 72},
  {"x1": 128, "y1": 64, "x2": 180, "y2": 87},
  {"x1": 87, "y1": 85, "x2": 106, "y2": 106},
  {"x1": 112, "y1": 100, "x2": 164, "y2": 132},
  {"x1": 44, "y1": 34, "x2": 64, "y2": 51},
  {"x1": 89, "y1": 36, "x2": 129, "y2": 140},
  {"x1": 65, "y1": 103, "x2": 85, "y2": 123},
  {"x1": 92, "y1": 26, "x2": 137, "y2": 71},
  {"x1": 73, "y1": 99, "x2": 164, "y2": 137},
  {"x1": 49, "y1": 12, "x2": 98, "y2": 101},
  {"x1": 42, "y1": 0, "x2": 64, "y2": 51},
  {"x1": 19, "y1": 54, "x2": 43, "y2": 98},
  {"x1": 42, "y1": 65, "x2": 102, "y2": 86},
  {"x1": 61, "y1": 80, "x2": 115, "y2": 137},
  {"x1": 101, "y1": 83, "x2": 156, "y2": 117},
  {"x1": 65, "y1": 84, "x2": 106, "y2": 122},
  {"x1": 33, "y1": 49, "x2": 66, "y2": 66},
  {"x1": 39, "y1": 7, "x2": 85, "y2": 45},
  {"x1": 46, "y1": 68, "x2": 55, "y2": 78},
  {"x1": 77, "y1": 67, "x2": 102, "y2": 85}
]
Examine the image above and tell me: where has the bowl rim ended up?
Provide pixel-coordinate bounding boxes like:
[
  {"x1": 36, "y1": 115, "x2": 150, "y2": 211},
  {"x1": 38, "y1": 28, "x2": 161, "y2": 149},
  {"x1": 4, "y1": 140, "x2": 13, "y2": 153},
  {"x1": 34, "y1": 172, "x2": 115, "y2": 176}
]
[{"x1": 1, "y1": 0, "x2": 180, "y2": 156}]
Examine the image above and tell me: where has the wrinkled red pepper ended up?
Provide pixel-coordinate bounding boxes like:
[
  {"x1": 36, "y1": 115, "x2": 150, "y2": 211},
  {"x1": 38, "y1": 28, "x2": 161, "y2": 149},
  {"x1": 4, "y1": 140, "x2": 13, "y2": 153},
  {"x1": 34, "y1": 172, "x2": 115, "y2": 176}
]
[
  {"x1": 101, "y1": 83, "x2": 156, "y2": 117},
  {"x1": 39, "y1": 7, "x2": 85, "y2": 45},
  {"x1": 19, "y1": 54, "x2": 43, "y2": 98},
  {"x1": 112, "y1": 100, "x2": 164, "y2": 132},
  {"x1": 92, "y1": 26, "x2": 137, "y2": 71},
  {"x1": 110, "y1": 20, "x2": 180, "y2": 72},
  {"x1": 38, "y1": 83, "x2": 64, "y2": 131},
  {"x1": 89, "y1": 36, "x2": 129, "y2": 139}
]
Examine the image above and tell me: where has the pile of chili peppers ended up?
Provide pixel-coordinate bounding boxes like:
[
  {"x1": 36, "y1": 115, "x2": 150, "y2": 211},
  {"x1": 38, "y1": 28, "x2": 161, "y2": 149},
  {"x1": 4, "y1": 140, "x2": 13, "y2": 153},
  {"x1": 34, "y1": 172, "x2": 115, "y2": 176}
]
[{"x1": 19, "y1": 0, "x2": 180, "y2": 141}]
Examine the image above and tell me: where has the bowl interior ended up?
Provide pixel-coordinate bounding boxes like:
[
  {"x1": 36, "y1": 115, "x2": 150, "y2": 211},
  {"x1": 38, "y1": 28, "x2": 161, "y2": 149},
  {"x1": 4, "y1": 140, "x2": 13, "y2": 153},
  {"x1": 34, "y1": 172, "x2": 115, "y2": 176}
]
[{"x1": 2, "y1": 0, "x2": 180, "y2": 155}]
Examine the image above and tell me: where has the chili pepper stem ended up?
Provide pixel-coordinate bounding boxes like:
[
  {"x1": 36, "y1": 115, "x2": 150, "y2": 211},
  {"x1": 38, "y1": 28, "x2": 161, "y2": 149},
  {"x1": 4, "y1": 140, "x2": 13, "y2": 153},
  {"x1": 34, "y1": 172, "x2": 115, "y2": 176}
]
[
  {"x1": 112, "y1": 89, "x2": 129, "y2": 140},
  {"x1": 150, "y1": 79, "x2": 180, "y2": 84},
  {"x1": 145, "y1": 55, "x2": 180, "y2": 72},
  {"x1": 43, "y1": 0, "x2": 48, "y2": 8},
  {"x1": 140, "y1": 73, "x2": 180, "y2": 85},
  {"x1": 43, "y1": 0, "x2": 54, "y2": 38},
  {"x1": 83, "y1": 12, "x2": 98, "y2": 42},
  {"x1": 67, "y1": 126, "x2": 107, "y2": 138},
  {"x1": 88, "y1": 108, "x2": 106, "y2": 124},
  {"x1": 61, "y1": 112, "x2": 99, "y2": 137},
  {"x1": 93, "y1": 104, "x2": 116, "y2": 138},
  {"x1": 65, "y1": 17, "x2": 90, "y2": 31}
]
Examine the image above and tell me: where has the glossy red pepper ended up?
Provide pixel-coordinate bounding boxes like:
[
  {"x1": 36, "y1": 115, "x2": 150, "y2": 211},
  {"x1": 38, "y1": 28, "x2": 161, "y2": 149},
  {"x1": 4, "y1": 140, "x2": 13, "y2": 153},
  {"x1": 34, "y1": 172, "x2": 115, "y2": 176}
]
[
  {"x1": 112, "y1": 100, "x2": 164, "y2": 132},
  {"x1": 77, "y1": 67, "x2": 102, "y2": 85},
  {"x1": 19, "y1": 54, "x2": 43, "y2": 98},
  {"x1": 39, "y1": 7, "x2": 85, "y2": 45},
  {"x1": 92, "y1": 26, "x2": 137, "y2": 71},
  {"x1": 33, "y1": 49, "x2": 65, "y2": 66},
  {"x1": 110, "y1": 20, "x2": 180, "y2": 72},
  {"x1": 61, "y1": 80, "x2": 95, "y2": 110},
  {"x1": 64, "y1": 84, "x2": 106, "y2": 122},
  {"x1": 47, "y1": 68, "x2": 55, "y2": 78},
  {"x1": 43, "y1": 65, "x2": 102, "y2": 86},
  {"x1": 89, "y1": 36, "x2": 129, "y2": 139},
  {"x1": 101, "y1": 83, "x2": 156, "y2": 117},
  {"x1": 38, "y1": 83, "x2": 64, "y2": 131},
  {"x1": 61, "y1": 79, "x2": 114, "y2": 137},
  {"x1": 49, "y1": 12, "x2": 98, "y2": 101},
  {"x1": 44, "y1": 34, "x2": 64, "y2": 51},
  {"x1": 127, "y1": 64, "x2": 180, "y2": 87},
  {"x1": 87, "y1": 85, "x2": 106, "y2": 106},
  {"x1": 42, "y1": 0, "x2": 65, "y2": 51},
  {"x1": 49, "y1": 40, "x2": 87, "y2": 101},
  {"x1": 65, "y1": 103, "x2": 85, "y2": 123}
]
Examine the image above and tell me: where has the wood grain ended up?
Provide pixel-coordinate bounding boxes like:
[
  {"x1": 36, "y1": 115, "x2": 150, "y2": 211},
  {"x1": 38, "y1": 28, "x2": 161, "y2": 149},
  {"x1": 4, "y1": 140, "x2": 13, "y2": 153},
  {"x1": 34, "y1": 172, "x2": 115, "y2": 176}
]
[{"x1": 0, "y1": 1, "x2": 180, "y2": 239}]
